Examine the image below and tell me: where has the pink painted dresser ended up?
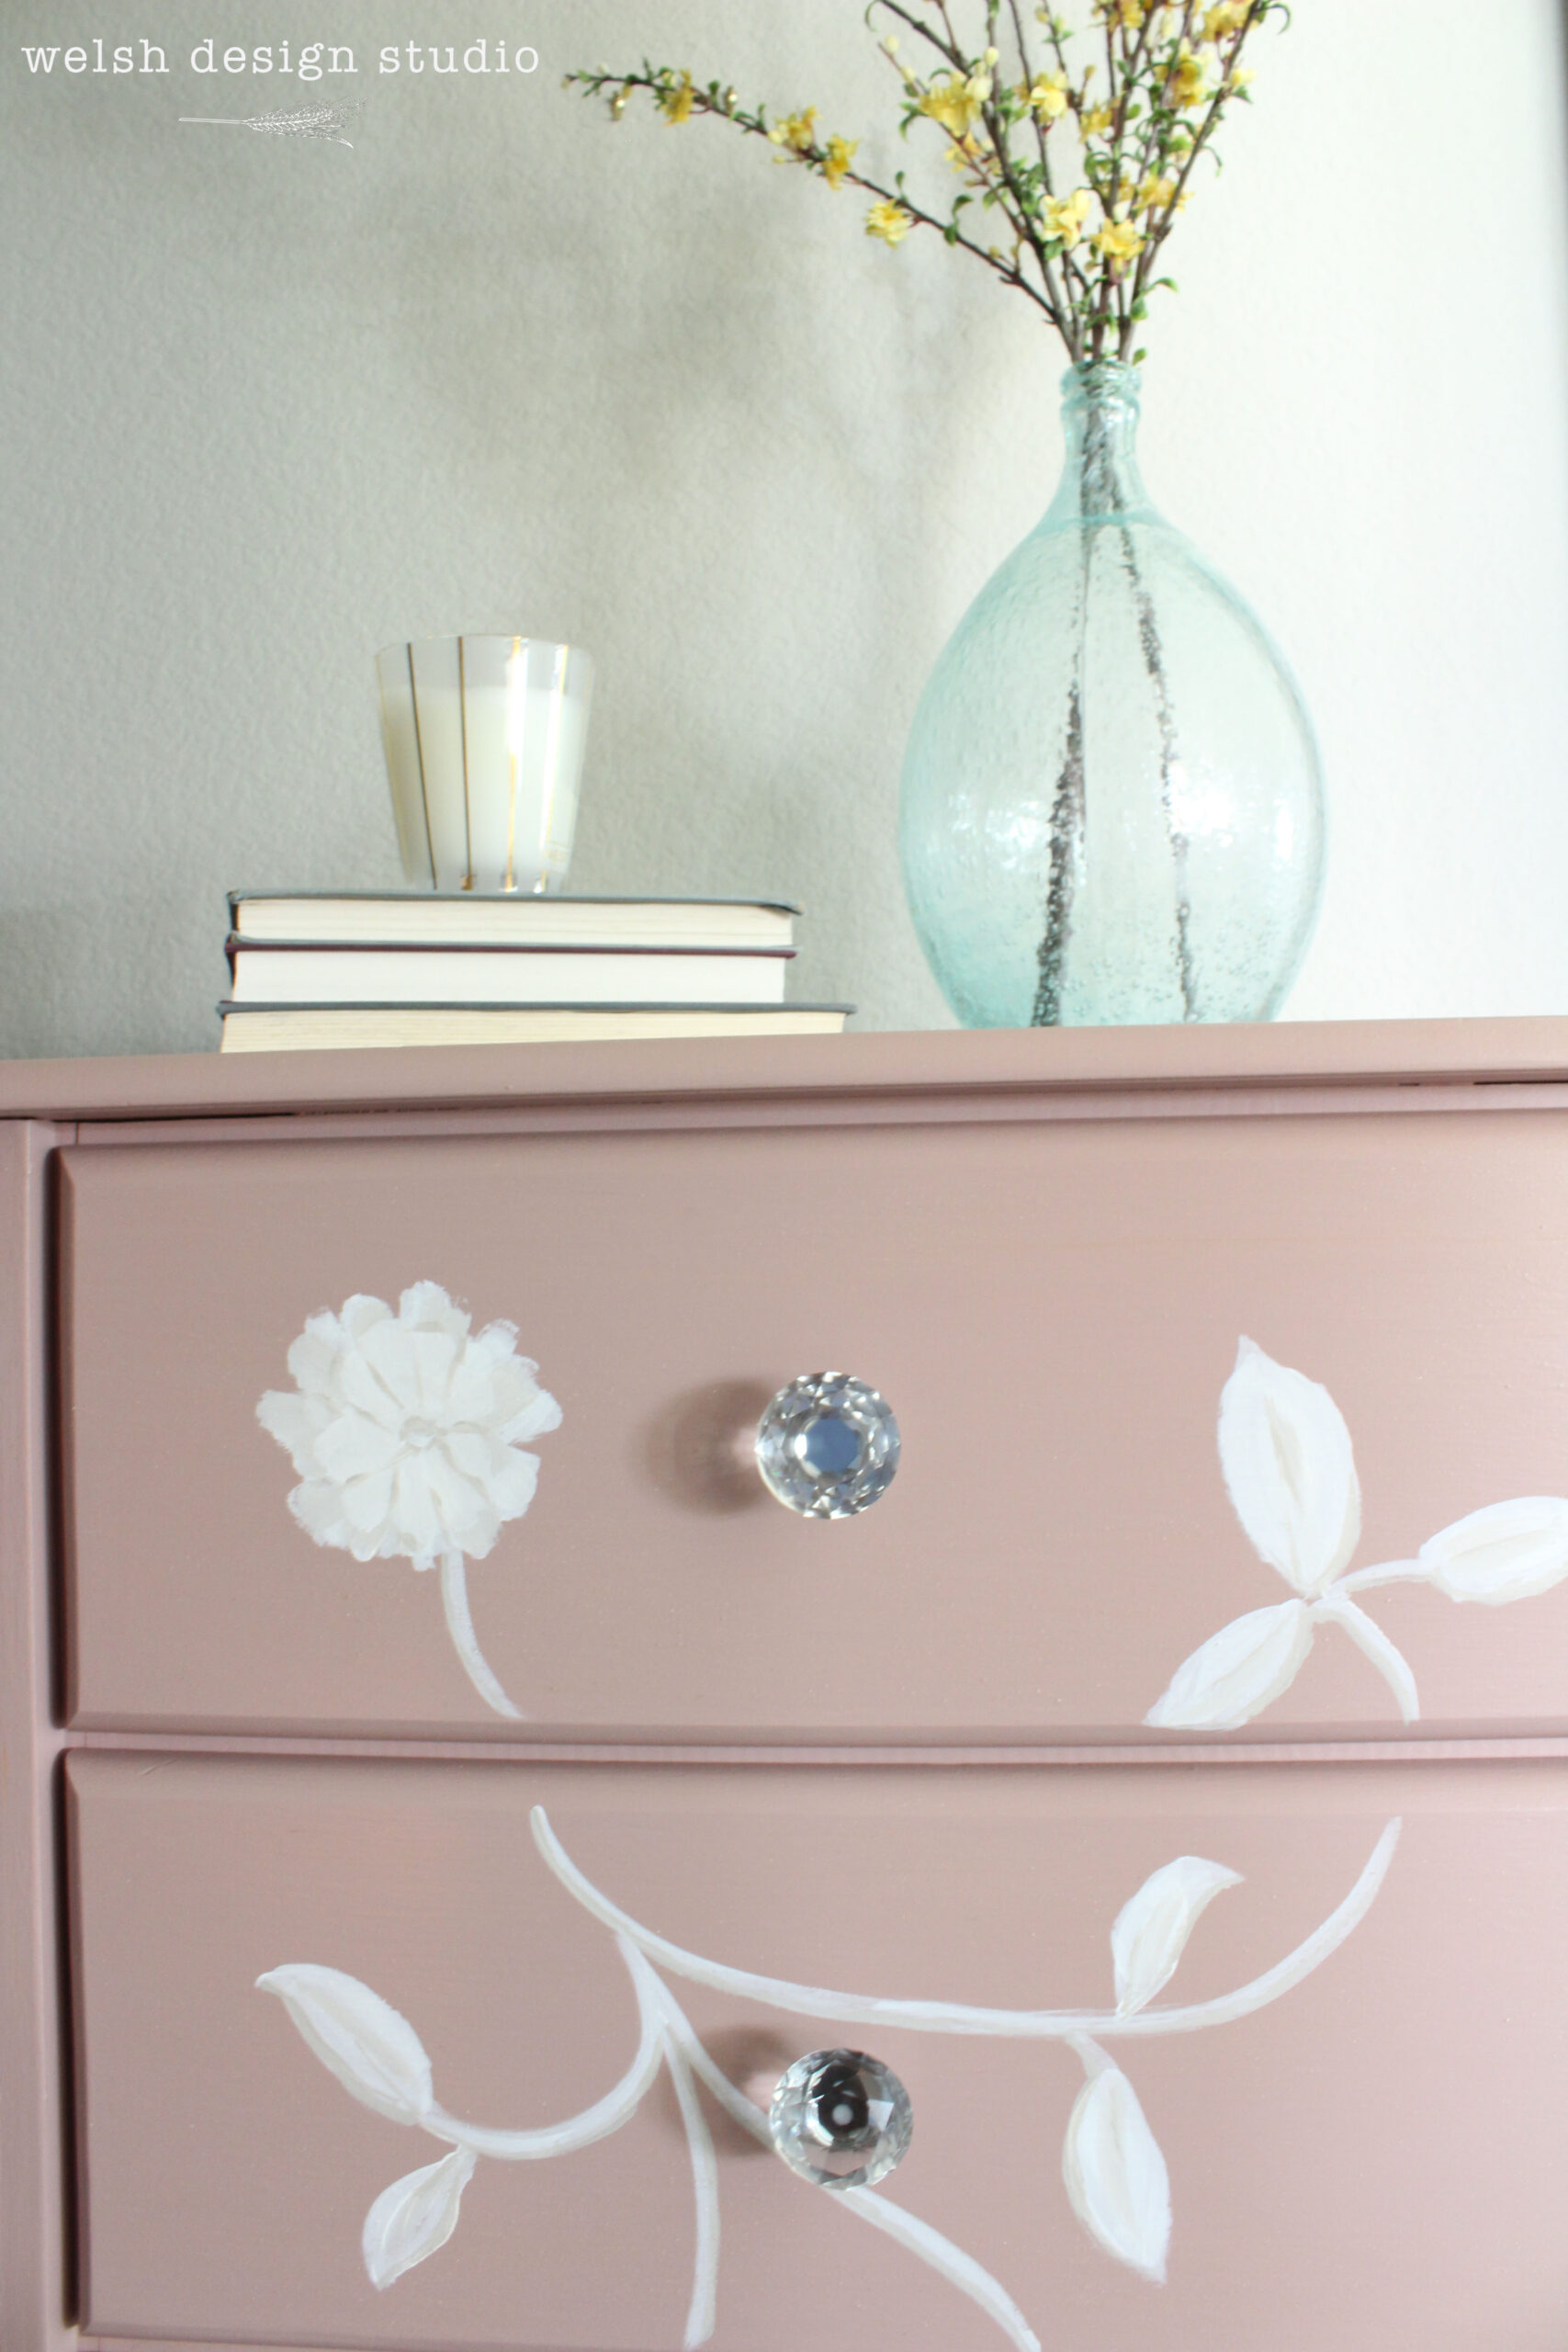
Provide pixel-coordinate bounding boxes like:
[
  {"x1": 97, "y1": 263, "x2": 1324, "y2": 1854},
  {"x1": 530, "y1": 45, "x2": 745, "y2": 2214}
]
[{"x1": 6, "y1": 1020, "x2": 1568, "y2": 2352}]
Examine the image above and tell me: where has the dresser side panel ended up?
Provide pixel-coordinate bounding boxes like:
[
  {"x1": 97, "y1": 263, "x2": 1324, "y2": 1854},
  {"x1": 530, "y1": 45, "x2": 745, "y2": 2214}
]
[{"x1": 0, "y1": 1122, "x2": 77, "y2": 2352}]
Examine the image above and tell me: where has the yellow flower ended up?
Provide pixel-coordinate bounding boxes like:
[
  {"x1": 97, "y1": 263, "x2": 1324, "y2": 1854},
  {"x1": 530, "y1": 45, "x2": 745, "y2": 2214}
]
[
  {"x1": 1227, "y1": 63, "x2": 1256, "y2": 90},
  {"x1": 919, "y1": 68, "x2": 989, "y2": 137},
  {"x1": 865, "y1": 198, "x2": 912, "y2": 245},
  {"x1": 822, "y1": 134, "x2": 859, "y2": 187},
  {"x1": 1024, "y1": 70, "x2": 1069, "y2": 121},
  {"x1": 1093, "y1": 218, "x2": 1146, "y2": 272},
  {"x1": 1166, "y1": 42, "x2": 1207, "y2": 108},
  {"x1": 1203, "y1": 1, "x2": 1249, "y2": 35},
  {"x1": 1134, "y1": 172, "x2": 1179, "y2": 213},
  {"x1": 1043, "y1": 187, "x2": 1094, "y2": 248},
  {"x1": 1080, "y1": 102, "x2": 1115, "y2": 136},
  {"x1": 768, "y1": 107, "x2": 818, "y2": 154},
  {"x1": 655, "y1": 69, "x2": 694, "y2": 124},
  {"x1": 1112, "y1": 0, "x2": 1145, "y2": 25}
]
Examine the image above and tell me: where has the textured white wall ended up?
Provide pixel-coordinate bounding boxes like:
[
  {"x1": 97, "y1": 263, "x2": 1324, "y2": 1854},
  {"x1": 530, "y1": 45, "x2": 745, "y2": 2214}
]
[{"x1": 3, "y1": 0, "x2": 1566, "y2": 1057}]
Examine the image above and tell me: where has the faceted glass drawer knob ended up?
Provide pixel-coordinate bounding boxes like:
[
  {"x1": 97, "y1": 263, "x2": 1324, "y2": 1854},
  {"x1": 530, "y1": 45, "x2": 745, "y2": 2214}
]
[
  {"x1": 754, "y1": 1374, "x2": 900, "y2": 1518},
  {"x1": 769, "y1": 2049, "x2": 913, "y2": 2191}
]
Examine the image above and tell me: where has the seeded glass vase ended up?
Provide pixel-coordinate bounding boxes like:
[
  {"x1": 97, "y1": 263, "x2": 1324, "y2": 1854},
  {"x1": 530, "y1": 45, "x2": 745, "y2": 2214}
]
[{"x1": 898, "y1": 362, "x2": 1325, "y2": 1026}]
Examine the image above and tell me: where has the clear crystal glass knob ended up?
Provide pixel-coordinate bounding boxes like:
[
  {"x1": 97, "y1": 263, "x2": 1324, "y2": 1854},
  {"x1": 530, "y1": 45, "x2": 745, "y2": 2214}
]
[
  {"x1": 754, "y1": 1374, "x2": 900, "y2": 1518},
  {"x1": 770, "y1": 2049, "x2": 913, "y2": 2190}
]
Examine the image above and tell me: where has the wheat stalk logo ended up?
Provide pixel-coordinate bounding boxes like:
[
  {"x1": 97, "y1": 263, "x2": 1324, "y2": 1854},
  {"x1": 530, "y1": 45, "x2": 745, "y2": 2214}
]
[{"x1": 179, "y1": 99, "x2": 365, "y2": 147}]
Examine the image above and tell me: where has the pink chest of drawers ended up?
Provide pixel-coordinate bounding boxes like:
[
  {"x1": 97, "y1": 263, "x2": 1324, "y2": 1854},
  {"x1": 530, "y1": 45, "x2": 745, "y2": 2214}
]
[{"x1": 6, "y1": 1019, "x2": 1568, "y2": 2352}]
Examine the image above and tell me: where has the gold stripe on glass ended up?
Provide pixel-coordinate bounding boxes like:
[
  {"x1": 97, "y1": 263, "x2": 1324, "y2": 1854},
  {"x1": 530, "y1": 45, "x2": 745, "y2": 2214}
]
[
  {"x1": 405, "y1": 643, "x2": 438, "y2": 888},
  {"x1": 457, "y1": 634, "x2": 475, "y2": 890}
]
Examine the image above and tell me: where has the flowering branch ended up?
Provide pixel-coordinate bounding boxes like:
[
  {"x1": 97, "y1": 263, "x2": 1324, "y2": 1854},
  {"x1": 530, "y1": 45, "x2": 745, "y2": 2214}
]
[
  {"x1": 563, "y1": 64, "x2": 1048, "y2": 311},
  {"x1": 565, "y1": 2, "x2": 1286, "y2": 363}
]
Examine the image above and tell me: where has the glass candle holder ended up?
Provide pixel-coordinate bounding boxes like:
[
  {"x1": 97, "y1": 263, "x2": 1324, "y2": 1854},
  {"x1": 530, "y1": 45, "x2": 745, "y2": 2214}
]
[{"x1": 376, "y1": 634, "x2": 594, "y2": 894}]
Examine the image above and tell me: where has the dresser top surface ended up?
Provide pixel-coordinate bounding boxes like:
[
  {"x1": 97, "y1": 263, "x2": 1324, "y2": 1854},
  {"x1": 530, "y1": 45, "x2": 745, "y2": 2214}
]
[{"x1": 6, "y1": 1013, "x2": 1568, "y2": 1124}]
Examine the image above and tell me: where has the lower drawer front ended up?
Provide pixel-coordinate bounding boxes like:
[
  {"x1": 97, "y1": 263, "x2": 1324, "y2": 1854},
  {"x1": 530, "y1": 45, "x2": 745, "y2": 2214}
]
[{"x1": 68, "y1": 1753, "x2": 1567, "y2": 2351}]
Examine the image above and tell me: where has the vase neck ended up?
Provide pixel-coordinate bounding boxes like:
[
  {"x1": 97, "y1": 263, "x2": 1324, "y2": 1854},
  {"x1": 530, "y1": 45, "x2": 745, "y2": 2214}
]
[{"x1": 1045, "y1": 362, "x2": 1151, "y2": 525}]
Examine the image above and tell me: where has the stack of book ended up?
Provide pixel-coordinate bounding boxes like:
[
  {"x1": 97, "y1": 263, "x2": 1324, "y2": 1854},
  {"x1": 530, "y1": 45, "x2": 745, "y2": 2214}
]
[{"x1": 217, "y1": 893, "x2": 852, "y2": 1053}]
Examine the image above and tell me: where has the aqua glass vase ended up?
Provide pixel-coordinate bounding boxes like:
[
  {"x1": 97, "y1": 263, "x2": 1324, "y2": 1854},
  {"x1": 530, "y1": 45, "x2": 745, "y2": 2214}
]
[{"x1": 898, "y1": 361, "x2": 1325, "y2": 1025}]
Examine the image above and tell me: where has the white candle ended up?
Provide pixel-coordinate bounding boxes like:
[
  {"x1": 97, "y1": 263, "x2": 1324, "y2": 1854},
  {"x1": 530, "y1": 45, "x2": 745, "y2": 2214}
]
[{"x1": 377, "y1": 635, "x2": 594, "y2": 893}]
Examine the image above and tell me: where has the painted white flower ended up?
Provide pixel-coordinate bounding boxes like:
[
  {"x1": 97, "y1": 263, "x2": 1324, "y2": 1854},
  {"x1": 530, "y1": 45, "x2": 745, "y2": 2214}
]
[
  {"x1": 257, "y1": 1281, "x2": 561, "y2": 1717},
  {"x1": 1147, "y1": 1337, "x2": 1568, "y2": 1732},
  {"x1": 257, "y1": 1282, "x2": 559, "y2": 1566}
]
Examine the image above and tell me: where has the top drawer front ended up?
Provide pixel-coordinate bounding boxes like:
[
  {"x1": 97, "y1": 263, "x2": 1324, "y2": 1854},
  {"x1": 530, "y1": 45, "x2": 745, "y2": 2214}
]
[{"x1": 60, "y1": 1102, "x2": 1568, "y2": 1739}]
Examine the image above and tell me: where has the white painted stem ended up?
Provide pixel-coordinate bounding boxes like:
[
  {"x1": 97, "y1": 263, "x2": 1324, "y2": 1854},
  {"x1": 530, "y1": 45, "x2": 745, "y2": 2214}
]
[
  {"x1": 837, "y1": 2187, "x2": 1043, "y2": 2352},
  {"x1": 439, "y1": 1549, "x2": 523, "y2": 1720},
  {"x1": 427, "y1": 1939, "x2": 660, "y2": 2157},
  {"x1": 1314, "y1": 1591, "x2": 1420, "y2": 1721},
  {"x1": 651, "y1": 1976, "x2": 1039, "y2": 2352},
  {"x1": 660, "y1": 2001, "x2": 772, "y2": 2150},
  {"x1": 1066, "y1": 2031, "x2": 1114, "y2": 2079},
  {"x1": 1335, "y1": 1558, "x2": 1434, "y2": 1594},
  {"x1": 531, "y1": 1808, "x2": 1401, "y2": 2041},
  {"x1": 663, "y1": 2030, "x2": 720, "y2": 2349},
  {"x1": 610, "y1": 1946, "x2": 721, "y2": 2350}
]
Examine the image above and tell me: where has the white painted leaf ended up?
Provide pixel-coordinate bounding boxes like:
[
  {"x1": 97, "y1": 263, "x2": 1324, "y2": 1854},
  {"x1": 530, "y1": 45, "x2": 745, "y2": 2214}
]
[
  {"x1": 1419, "y1": 1497, "x2": 1568, "y2": 1604},
  {"x1": 363, "y1": 2144, "x2": 477, "y2": 2289},
  {"x1": 1145, "y1": 1598, "x2": 1313, "y2": 1730},
  {"x1": 1111, "y1": 1856, "x2": 1243, "y2": 2016},
  {"x1": 1062, "y1": 2065, "x2": 1170, "y2": 2282},
  {"x1": 256, "y1": 1963, "x2": 434, "y2": 2125},
  {"x1": 1218, "y1": 1338, "x2": 1360, "y2": 1595}
]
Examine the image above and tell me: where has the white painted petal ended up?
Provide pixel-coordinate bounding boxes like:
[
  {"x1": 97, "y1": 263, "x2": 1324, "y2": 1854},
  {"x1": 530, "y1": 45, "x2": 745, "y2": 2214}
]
[
  {"x1": 446, "y1": 1359, "x2": 508, "y2": 1427},
  {"x1": 288, "y1": 1478, "x2": 356, "y2": 1553},
  {"x1": 485, "y1": 1447, "x2": 542, "y2": 1521},
  {"x1": 443, "y1": 1430, "x2": 502, "y2": 1484},
  {"x1": 1218, "y1": 1337, "x2": 1361, "y2": 1594},
  {"x1": 255, "y1": 1389, "x2": 324, "y2": 1476},
  {"x1": 502, "y1": 1387, "x2": 564, "y2": 1446},
  {"x1": 424, "y1": 1449, "x2": 494, "y2": 1544},
  {"x1": 362, "y1": 2145, "x2": 477, "y2": 2290},
  {"x1": 393, "y1": 1456, "x2": 446, "y2": 1558},
  {"x1": 286, "y1": 1320, "x2": 344, "y2": 1396},
  {"x1": 407, "y1": 1329, "x2": 461, "y2": 1419},
  {"x1": 469, "y1": 1317, "x2": 521, "y2": 1363},
  {"x1": 339, "y1": 1467, "x2": 396, "y2": 1537},
  {"x1": 1419, "y1": 1497, "x2": 1568, "y2": 1603},
  {"x1": 256, "y1": 1964, "x2": 434, "y2": 2125},
  {"x1": 333, "y1": 1352, "x2": 405, "y2": 1433},
  {"x1": 355, "y1": 1319, "x2": 423, "y2": 1414},
  {"x1": 340, "y1": 1294, "x2": 397, "y2": 1342},
  {"x1": 1062, "y1": 2066, "x2": 1170, "y2": 2282},
  {"x1": 1145, "y1": 1599, "x2": 1313, "y2": 1729},
  {"x1": 314, "y1": 1409, "x2": 401, "y2": 1484},
  {"x1": 1111, "y1": 1856, "x2": 1244, "y2": 2016},
  {"x1": 399, "y1": 1280, "x2": 471, "y2": 1340}
]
